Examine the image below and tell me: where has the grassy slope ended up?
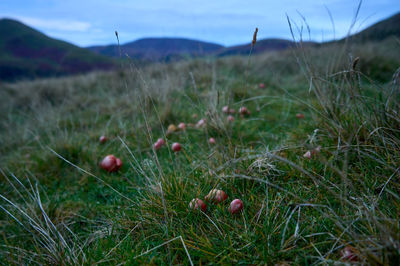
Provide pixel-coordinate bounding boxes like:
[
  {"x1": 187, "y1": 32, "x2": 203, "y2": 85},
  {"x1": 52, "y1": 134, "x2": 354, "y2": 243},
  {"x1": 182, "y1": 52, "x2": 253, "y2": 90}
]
[
  {"x1": 0, "y1": 38, "x2": 400, "y2": 264},
  {"x1": 0, "y1": 19, "x2": 115, "y2": 81}
]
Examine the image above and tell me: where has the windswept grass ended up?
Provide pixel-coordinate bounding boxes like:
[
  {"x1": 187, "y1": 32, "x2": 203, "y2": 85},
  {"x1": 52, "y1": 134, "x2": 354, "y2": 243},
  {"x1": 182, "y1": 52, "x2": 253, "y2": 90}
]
[{"x1": 1, "y1": 35, "x2": 400, "y2": 264}]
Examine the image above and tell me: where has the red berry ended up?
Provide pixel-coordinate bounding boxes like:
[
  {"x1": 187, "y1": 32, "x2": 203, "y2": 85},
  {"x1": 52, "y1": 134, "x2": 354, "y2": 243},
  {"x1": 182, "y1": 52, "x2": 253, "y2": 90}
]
[
  {"x1": 227, "y1": 115, "x2": 235, "y2": 122},
  {"x1": 222, "y1": 106, "x2": 229, "y2": 113},
  {"x1": 209, "y1": 137, "x2": 216, "y2": 144},
  {"x1": 259, "y1": 83, "x2": 265, "y2": 88},
  {"x1": 296, "y1": 113, "x2": 305, "y2": 119},
  {"x1": 229, "y1": 199, "x2": 243, "y2": 214},
  {"x1": 172, "y1": 142, "x2": 182, "y2": 152}
]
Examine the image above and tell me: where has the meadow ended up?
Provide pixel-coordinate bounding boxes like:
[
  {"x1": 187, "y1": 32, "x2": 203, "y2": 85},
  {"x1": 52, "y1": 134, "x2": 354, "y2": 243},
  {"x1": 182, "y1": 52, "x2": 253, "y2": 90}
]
[{"x1": 0, "y1": 37, "x2": 400, "y2": 264}]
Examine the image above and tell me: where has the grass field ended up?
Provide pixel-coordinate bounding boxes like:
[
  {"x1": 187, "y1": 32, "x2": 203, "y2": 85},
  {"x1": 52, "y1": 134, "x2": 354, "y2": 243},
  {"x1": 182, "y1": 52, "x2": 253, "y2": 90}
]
[{"x1": 1, "y1": 37, "x2": 400, "y2": 265}]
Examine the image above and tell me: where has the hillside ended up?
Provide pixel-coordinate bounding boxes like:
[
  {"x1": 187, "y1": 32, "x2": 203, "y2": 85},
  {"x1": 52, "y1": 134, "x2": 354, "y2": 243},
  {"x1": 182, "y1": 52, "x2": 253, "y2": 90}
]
[
  {"x1": 216, "y1": 38, "x2": 316, "y2": 56},
  {"x1": 346, "y1": 12, "x2": 400, "y2": 42},
  {"x1": 1, "y1": 12, "x2": 399, "y2": 82},
  {"x1": 0, "y1": 18, "x2": 115, "y2": 81},
  {"x1": 88, "y1": 38, "x2": 224, "y2": 61}
]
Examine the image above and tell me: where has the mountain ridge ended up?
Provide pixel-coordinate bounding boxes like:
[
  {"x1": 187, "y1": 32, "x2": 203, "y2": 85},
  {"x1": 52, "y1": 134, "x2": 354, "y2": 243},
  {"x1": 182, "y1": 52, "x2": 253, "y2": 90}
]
[{"x1": 88, "y1": 37, "x2": 224, "y2": 61}]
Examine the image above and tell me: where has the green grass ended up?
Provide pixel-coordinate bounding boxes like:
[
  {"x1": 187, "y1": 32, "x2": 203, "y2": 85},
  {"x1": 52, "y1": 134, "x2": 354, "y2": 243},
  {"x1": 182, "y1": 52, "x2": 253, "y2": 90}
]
[{"x1": 1, "y1": 38, "x2": 400, "y2": 265}]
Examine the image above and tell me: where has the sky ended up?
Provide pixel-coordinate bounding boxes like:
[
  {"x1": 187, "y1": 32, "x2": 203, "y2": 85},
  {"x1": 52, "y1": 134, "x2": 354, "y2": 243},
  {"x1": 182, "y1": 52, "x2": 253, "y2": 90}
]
[{"x1": 0, "y1": 0, "x2": 399, "y2": 47}]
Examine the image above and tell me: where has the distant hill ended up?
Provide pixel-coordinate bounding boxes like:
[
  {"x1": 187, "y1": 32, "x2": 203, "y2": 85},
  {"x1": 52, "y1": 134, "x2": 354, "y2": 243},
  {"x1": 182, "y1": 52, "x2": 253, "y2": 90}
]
[
  {"x1": 88, "y1": 38, "x2": 224, "y2": 61},
  {"x1": 344, "y1": 12, "x2": 400, "y2": 42},
  {"x1": 215, "y1": 38, "x2": 316, "y2": 57},
  {"x1": 0, "y1": 18, "x2": 115, "y2": 81},
  {"x1": 1, "y1": 11, "x2": 399, "y2": 82}
]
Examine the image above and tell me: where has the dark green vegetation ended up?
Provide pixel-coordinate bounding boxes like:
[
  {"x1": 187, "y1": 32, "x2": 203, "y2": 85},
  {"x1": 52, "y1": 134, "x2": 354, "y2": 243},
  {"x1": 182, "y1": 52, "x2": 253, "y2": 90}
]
[
  {"x1": 0, "y1": 18, "x2": 115, "y2": 81},
  {"x1": 1, "y1": 29, "x2": 400, "y2": 264}
]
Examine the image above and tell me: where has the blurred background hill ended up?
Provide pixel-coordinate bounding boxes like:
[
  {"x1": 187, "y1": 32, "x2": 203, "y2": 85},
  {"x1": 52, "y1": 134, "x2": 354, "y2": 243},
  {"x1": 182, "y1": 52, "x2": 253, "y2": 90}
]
[{"x1": 1, "y1": 12, "x2": 399, "y2": 82}]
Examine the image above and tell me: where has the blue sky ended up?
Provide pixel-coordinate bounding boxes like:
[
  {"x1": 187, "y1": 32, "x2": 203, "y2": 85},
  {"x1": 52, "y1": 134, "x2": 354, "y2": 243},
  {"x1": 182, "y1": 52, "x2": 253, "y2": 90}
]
[{"x1": 1, "y1": 0, "x2": 399, "y2": 47}]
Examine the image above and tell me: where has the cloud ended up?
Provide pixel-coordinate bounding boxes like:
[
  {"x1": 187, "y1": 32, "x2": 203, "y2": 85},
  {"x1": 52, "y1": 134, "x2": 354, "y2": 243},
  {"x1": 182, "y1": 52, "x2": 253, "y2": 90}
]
[{"x1": 6, "y1": 15, "x2": 91, "y2": 32}]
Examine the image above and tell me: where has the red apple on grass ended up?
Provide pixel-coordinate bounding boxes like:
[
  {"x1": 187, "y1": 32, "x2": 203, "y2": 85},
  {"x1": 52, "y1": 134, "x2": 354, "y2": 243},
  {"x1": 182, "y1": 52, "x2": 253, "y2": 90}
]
[
  {"x1": 157, "y1": 138, "x2": 165, "y2": 145},
  {"x1": 189, "y1": 198, "x2": 207, "y2": 212},
  {"x1": 239, "y1": 106, "x2": 250, "y2": 116},
  {"x1": 100, "y1": 155, "x2": 122, "y2": 172},
  {"x1": 115, "y1": 158, "x2": 122, "y2": 168},
  {"x1": 99, "y1": 135, "x2": 107, "y2": 143},
  {"x1": 209, "y1": 137, "x2": 216, "y2": 144},
  {"x1": 227, "y1": 115, "x2": 235, "y2": 122},
  {"x1": 205, "y1": 189, "x2": 228, "y2": 203},
  {"x1": 229, "y1": 199, "x2": 243, "y2": 214},
  {"x1": 172, "y1": 142, "x2": 182, "y2": 152},
  {"x1": 178, "y1": 122, "x2": 186, "y2": 130},
  {"x1": 153, "y1": 138, "x2": 166, "y2": 150}
]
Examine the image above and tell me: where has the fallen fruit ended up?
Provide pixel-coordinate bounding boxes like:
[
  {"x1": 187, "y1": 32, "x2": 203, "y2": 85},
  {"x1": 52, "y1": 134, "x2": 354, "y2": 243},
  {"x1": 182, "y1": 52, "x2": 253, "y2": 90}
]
[
  {"x1": 178, "y1": 122, "x2": 186, "y2": 130},
  {"x1": 116, "y1": 158, "x2": 123, "y2": 168},
  {"x1": 303, "y1": 150, "x2": 312, "y2": 159},
  {"x1": 172, "y1": 142, "x2": 182, "y2": 152},
  {"x1": 157, "y1": 138, "x2": 166, "y2": 146},
  {"x1": 196, "y1": 118, "x2": 206, "y2": 128},
  {"x1": 239, "y1": 106, "x2": 250, "y2": 116},
  {"x1": 153, "y1": 141, "x2": 163, "y2": 150},
  {"x1": 222, "y1": 106, "x2": 229, "y2": 113},
  {"x1": 340, "y1": 246, "x2": 359, "y2": 262},
  {"x1": 99, "y1": 135, "x2": 107, "y2": 143},
  {"x1": 153, "y1": 138, "x2": 166, "y2": 151},
  {"x1": 209, "y1": 137, "x2": 216, "y2": 144},
  {"x1": 100, "y1": 155, "x2": 122, "y2": 172},
  {"x1": 189, "y1": 198, "x2": 207, "y2": 212},
  {"x1": 259, "y1": 83, "x2": 265, "y2": 89},
  {"x1": 227, "y1": 115, "x2": 235, "y2": 122},
  {"x1": 205, "y1": 189, "x2": 228, "y2": 203},
  {"x1": 167, "y1": 124, "x2": 177, "y2": 133},
  {"x1": 296, "y1": 113, "x2": 305, "y2": 119},
  {"x1": 229, "y1": 199, "x2": 243, "y2": 214}
]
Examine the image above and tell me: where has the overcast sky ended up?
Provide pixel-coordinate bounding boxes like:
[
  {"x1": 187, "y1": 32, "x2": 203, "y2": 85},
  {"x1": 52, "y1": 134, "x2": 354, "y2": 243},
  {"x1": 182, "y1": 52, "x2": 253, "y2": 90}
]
[{"x1": 1, "y1": 0, "x2": 399, "y2": 47}]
